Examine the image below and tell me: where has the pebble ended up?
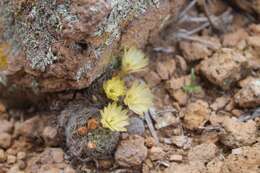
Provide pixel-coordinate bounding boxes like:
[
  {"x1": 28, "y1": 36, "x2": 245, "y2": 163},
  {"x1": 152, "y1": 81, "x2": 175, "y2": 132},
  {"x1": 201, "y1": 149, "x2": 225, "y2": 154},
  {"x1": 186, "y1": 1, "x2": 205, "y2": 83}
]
[
  {"x1": 64, "y1": 167, "x2": 76, "y2": 173},
  {"x1": 0, "y1": 102, "x2": 6, "y2": 113},
  {"x1": 115, "y1": 135, "x2": 147, "y2": 167},
  {"x1": 7, "y1": 165, "x2": 25, "y2": 173},
  {"x1": 0, "y1": 132, "x2": 12, "y2": 149},
  {"x1": 169, "y1": 154, "x2": 183, "y2": 162},
  {"x1": 145, "y1": 137, "x2": 156, "y2": 148},
  {"x1": 126, "y1": 117, "x2": 145, "y2": 136},
  {"x1": 51, "y1": 148, "x2": 64, "y2": 163},
  {"x1": 171, "y1": 135, "x2": 192, "y2": 149},
  {"x1": 188, "y1": 143, "x2": 218, "y2": 163},
  {"x1": 183, "y1": 100, "x2": 210, "y2": 130},
  {"x1": 17, "y1": 160, "x2": 27, "y2": 170},
  {"x1": 42, "y1": 126, "x2": 59, "y2": 146},
  {"x1": 0, "y1": 149, "x2": 7, "y2": 162},
  {"x1": 0, "y1": 120, "x2": 14, "y2": 134},
  {"x1": 7, "y1": 155, "x2": 16, "y2": 164},
  {"x1": 17, "y1": 152, "x2": 26, "y2": 160},
  {"x1": 154, "y1": 112, "x2": 178, "y2": 129},
  {"x1": 149, "y1": 146, "x2": 166, "y2": 161}
]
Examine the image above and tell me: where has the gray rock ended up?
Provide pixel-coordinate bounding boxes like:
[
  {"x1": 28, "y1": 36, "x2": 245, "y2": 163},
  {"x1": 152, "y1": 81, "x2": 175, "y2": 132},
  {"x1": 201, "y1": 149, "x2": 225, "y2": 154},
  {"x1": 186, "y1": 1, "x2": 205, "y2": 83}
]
[
  {"x1": 0, "y1": 132, "x2": 12, "y2": 149},
  {"x1": 115, "y1": 135, "x2": 147, "y2": 167},
  {"x1": 127, "y1": 117, "x2": 145, "y2": 136}
]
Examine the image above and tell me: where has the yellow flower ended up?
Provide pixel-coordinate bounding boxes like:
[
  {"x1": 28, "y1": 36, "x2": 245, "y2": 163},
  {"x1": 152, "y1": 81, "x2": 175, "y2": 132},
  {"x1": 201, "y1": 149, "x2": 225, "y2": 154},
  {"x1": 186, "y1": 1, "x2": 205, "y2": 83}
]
[
  {"x1": 124, "y1": 81, "x2": 153, "y2": 116},
  {"x1": 121, "y1": 47, "x2": 148, "y2": 74},
  {"x1": 100, "y1": 103, "x2": 129, "y2": 132},
  {"x1": 103, "y1": 77, "x2": 126, "y2": 101}
]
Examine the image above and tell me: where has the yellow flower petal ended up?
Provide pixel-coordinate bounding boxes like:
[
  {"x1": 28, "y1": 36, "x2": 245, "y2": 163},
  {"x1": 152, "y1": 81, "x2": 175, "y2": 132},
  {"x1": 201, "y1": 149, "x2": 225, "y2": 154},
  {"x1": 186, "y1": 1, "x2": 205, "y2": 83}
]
[
  {"x1": 121, "y1": 47, "x2": 148, "y2": 74},
  {"x1": 100, "y1": 103, "x2": 129, "y2": 132},
  {"x1": 124, "y1": 81, "x2": 153, "y2": 116},
  {"x1": 103, "y1": 77, "x2": 126, "y2": 101}
]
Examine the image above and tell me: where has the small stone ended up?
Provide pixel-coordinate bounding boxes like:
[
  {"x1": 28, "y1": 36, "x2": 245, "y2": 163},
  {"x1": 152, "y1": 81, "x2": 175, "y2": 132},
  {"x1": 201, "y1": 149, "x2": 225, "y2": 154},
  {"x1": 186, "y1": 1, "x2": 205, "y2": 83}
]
[
  {"x1": 0, "y1": 120, "x2": 14, "y2": 134},
  {"x1": 142, "y1": 163, "x2": 150, "y2": 173},
  {"x1": 222, "y1": 29, "x2": 248, "y2": 47},
  {"x1": 42, "y1": 126, "x2": 59, "y2": 146},
  {"x1": 154, "y1": 112, "x2": 178, "y2": 129},
  {"x1": 220, "y1": 117, "x2": 257, "y2": 148},
  {"x1": 249, "y1": 24, "x2": 260, "y2": 34},
  {"x1": 64, "y1": 167, "x2": 76, "y2": 173},
  {"x1": 231, "y1": 109, "x2": 243, "y2": 117},
  {"x1": 247, "y1": 36, "x2": 260, "y2": 48},
  {"x1": 169, "y1": 154, "x2": 183, "y2": 162},
  {"x1": 171, "y1": 135, "x2": 192, "y2": 149},
  {"x1": 0, "y1": 102, "x2": 6, "y2": 113},
  {"x1": 148, "y1": 146, "x2": 166, "y2": 161},
  {"x1": 183, "y1": 100, "x2": 210, "y2": 130},
  {"x1": 0, "y1": 149, "x2": 7, "y2": 162},
  {"x1": 0, "y1": 132, "x2": 12, "y2": 149},
  {"x1": 98, "y1": 159, "x2": 113, "y2": 169},
  {"x1": 167, "y1": 75, "x2": 191, "y2": 91},
  {"x1": 188, "y1": 143, "x2": 218, "y2": 163},
  {"x1": 7, "y1": 165, "x2": 25, "y2": 173},
  {"x1": 115, "y1": 135, "x2": 147, "y2": 167},
  {"x1": 144, "y1": 70, "x2": 161, "y2": 87},
  {"x1": 232, "y1": 148, "x2": 242, "y2": 155},
  {"x1": 127, "y1": 117, "x2": 145, "y2": 136},
  {"x1": 234, "y1": 79, "x2": 260, "y2": 108},
  {"x1": 210, "y1": 96, "x2": 230, "y2": 111},
  {"x1": 199, "y1": 48, "x2": 248, "y2": 89},
  {"x1": 176, "y1": 55, "x2": 188, "y2": 72},
  {"x1": 17, "y1": 160, "x2": 27, "y2": 170},
  {"x1": 166, "y1": 75, "x2": 191, "y2": 106},
  {"x1": 164, "y1": 161, "x2": 207, "y2": 173},
  {"x1": 156, "y1": 58, "x2": 176, "y2": 80},
  {"x1": 15, "y1": 116, "x2": 43, "y2": 138},
  {"x1": 225, "y1": 100, "x2": 235, "y2": 111},
  {"x1": 17, "y1": 152, "x2": 26, "y2": 160},
  {"x1": 7, "y1": 155, "x2": 16, "y2": 164},
  {"x1": 179, "y1": 38, "x2": 215, "y2": 62},
  {"x1": 171, "y1": 89, "x2": 188, "y2": 106},
  {"x1": 238, "y1": 76, "x2": 256, "y2": 88},
  {"x1": 221, "y1": 143, "x2": 260, "y2": 173},
  {"x1": 207, "y1": 156, "x2": 224, "y2": 173},
  {"x1": 51, "y1": 148, "x2": 64, "y2": 163},
  {"x1": 145, "y1": 137, "x2": 156, "y2": 148}
]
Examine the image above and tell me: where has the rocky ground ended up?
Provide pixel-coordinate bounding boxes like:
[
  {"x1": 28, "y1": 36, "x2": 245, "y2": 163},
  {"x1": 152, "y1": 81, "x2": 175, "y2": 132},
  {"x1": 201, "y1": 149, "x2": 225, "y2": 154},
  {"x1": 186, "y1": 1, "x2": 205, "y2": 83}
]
[{"x1": 0, "y1": 1, "x2": 260, "y2": 173}]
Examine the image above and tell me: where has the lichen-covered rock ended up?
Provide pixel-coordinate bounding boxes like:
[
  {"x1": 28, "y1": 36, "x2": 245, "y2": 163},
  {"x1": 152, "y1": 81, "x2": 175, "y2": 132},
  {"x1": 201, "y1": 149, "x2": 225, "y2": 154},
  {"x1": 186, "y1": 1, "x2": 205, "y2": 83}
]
[
  {"x1": 115, "y1": 135, "x2": 147, "y2": 167},
  {"x1": 199, "y1": 48, "x2": 248, "y2": 90},
  {"x1": 183, "y1": 100, "x2": 210, "y2": 130},
  {"x1": 0, "y1": 0, "x2": 185, "y2": 106},
  {"x1": 234, "y1": 79, "x2": 260, "y2": 108},
  {"x1": 221, "y1": 143, "x2": 260, "y2": 173}
]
